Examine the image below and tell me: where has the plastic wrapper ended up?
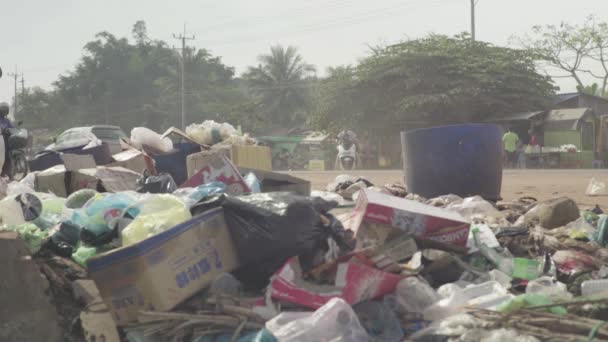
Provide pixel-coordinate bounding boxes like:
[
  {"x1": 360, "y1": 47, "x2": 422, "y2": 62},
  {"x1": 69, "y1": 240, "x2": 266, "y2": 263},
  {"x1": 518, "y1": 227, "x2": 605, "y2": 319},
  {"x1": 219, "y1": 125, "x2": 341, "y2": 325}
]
[
  {"x1": 244, "y1": 172, "x2": 261, "y2": 193},
  {"x1": 2, "y1": 222, "x2": 48, "y2": 253},
  {"x1": 72, "y1": 245, "x2": 98, "y2": 267},
  {"x1": 72, "y1": 193, "x2": 136, "y2": 246},
  {"x1": 121, "y1": 195, "x2": 191, "y2": 246},
  {"x1": 172, "y1": 182, "x2": 226, "y2": 207},
  {"x1": 185, "y1": 120, "x2": 237, "y2": 146},
  {"x1": 47, "y1": 221, "x2": 82, "y2": 257},
  {"x1": 65, "y1": 189, "x2": 99, "y2": 209},
  {"x1": 586, "y1": 177, "x2": 608, "y2": 196},
  {"x1": 130, "y1": 127, "x2": 173, "y2": 153},
  {"x1": 265, "y1": 298, "x2": 369, "y2": 342},
  {"x1": 137, "y1": 172, "x2": 177, "y2": 194},
  {"x1": 198, "y1": 192, "x2": 352, "y2": 289},
  {"x1": 354, "y1": 300, "x2": 404, "y2": 342},
  {"x1": 445, "y1": 195, "x2": 500, "y2": 220}
]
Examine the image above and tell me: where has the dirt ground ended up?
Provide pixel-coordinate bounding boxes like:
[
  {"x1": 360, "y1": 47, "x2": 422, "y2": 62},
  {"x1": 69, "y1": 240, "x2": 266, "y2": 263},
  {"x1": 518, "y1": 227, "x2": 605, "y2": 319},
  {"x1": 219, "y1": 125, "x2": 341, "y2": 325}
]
[{"x1": 289, "y1": 169, "x2": 608, "y2": 209}]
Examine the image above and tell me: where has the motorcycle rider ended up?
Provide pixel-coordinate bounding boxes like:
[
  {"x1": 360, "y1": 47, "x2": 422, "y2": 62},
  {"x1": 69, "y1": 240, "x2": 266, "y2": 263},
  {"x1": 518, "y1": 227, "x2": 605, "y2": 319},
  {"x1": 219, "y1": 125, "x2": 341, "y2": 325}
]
[{"x1": 0, "y1": 102, "x2": 14, "y2": 176}]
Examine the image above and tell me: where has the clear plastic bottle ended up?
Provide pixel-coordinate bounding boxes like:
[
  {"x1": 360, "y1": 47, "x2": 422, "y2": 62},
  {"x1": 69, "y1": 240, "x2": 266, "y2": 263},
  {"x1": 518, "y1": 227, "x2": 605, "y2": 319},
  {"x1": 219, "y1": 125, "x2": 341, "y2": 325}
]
[
  {"x1": 396, "y1": 277, "x2": 440, "y2": 314},
  {"x1": 472, "y1": 227, "x2": 514, "y2": 275},
  {"x1": 581, "y1": 279, "x2": 608, "y2": 297}
]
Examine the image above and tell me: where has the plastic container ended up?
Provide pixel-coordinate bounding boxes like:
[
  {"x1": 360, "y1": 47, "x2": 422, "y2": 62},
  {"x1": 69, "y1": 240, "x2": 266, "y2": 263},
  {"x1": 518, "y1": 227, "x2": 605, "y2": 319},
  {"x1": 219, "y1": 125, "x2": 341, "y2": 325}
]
[
  {"x1": 581, "y1": 279, "x2": 608, "y2": 297},
  {"x1": 526, "y1": 276, "x2": 572, "y2": 300},
  {"x1": 401, "y1": 124, "x2": 503, "y2": 201},
  {"x1": 396, "y1": 277, "x2": 440, "y2": 314},
  {"x1": 265, "y1": 298, "x2": 369, "y2": 342}
]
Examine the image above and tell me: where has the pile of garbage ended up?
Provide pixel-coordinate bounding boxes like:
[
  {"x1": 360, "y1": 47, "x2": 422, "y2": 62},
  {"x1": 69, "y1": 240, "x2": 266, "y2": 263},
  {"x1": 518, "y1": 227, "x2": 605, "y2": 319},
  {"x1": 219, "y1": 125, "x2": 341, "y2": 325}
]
[{"x1": 6, "y1": 160, "x2": 608, "y2": 341}]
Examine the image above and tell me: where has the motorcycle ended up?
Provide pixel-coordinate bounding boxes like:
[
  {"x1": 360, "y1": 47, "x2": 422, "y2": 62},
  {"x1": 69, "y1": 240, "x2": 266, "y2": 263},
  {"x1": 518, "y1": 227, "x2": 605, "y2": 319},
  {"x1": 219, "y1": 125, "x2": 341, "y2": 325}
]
[
  {"x1": 2, "y1": 123, "x2": 29, "y2": 180},
  {"x1": 336, "y1": 135, "x2": 357, "y2": 171}
]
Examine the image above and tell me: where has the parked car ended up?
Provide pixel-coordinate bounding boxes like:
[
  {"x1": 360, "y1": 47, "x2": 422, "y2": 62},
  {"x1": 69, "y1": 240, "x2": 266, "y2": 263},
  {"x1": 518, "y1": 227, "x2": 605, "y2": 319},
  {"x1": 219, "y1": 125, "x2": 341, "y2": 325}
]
[{"x1": 46, "y1": 125, "x2": 127, "y2": 154}]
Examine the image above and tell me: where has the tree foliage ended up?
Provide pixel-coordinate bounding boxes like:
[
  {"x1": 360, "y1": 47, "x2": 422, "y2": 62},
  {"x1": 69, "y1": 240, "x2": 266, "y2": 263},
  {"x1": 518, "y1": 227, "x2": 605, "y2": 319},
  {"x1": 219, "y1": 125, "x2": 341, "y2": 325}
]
[
  {"x1": 244, "y1": 45, "x2": 316, "y2": 128},
  {"x1": 18, "y1": 22, "x2": 246, "y2": 132},
  {"x1": 517, "y1": 16, "x2": 608, "y2": 95},
  {"x1": 311, "y1": 34, "x2": 556, "y2": 134}
]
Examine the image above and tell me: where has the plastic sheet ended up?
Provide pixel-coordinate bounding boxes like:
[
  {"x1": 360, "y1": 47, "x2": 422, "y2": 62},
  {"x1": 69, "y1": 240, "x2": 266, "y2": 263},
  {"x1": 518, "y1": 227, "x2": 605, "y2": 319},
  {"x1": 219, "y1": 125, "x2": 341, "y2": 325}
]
[
  {"x1": 121, "y1": 195, "x2": 191, "y2": 246},
  {"x1": 130, "y1": 127, "x2": 173, "y2": 153}
]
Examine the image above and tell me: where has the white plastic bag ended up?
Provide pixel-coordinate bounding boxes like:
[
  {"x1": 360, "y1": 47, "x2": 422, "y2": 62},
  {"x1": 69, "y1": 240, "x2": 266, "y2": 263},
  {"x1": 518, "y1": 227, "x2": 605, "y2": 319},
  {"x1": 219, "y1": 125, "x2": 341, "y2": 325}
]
[
  {"x1": 586, "y1": 177, "x2": 608, "y2": 196},
  {"x1": 265, "y1": 298, "x2": 369, "y2": 342},
  {"x1": 130, "y1": 127, "x2": 173, "y2": 153},
  {"x1": 445, "y1": 196, "x2": 499, "y2": 220},
  {"x1": 185, "y1": 120, "x2": 237, "y2": 146}
]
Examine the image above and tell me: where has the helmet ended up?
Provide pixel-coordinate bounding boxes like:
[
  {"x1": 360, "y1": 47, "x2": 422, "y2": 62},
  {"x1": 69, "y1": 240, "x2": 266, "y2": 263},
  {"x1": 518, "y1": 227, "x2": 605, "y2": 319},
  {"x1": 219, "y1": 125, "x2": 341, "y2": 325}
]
[{"x1": 0, "y1": 102, "x2": 9, "y2": 117}]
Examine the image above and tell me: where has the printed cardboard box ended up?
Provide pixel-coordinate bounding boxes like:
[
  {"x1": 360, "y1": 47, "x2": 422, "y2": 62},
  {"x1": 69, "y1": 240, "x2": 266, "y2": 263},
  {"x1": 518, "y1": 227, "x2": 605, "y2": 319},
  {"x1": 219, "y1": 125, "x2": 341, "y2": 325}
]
[
  {"x1": 352, "y1": 189, "x2": 470, "y2": 247},
  {"x1": 184, "y1": 151, "x2": 250, "y2": 195},
  {"x1": 88, "y1": 208, "x2": 239, "y2": 325}
]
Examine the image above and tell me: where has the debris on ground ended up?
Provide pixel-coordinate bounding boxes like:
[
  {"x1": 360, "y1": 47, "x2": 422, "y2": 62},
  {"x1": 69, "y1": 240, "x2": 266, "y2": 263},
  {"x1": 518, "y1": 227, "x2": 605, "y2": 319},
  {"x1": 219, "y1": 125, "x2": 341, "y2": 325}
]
[{"x1": 6, "y1": 137, "x2": 608, "y2": 341}]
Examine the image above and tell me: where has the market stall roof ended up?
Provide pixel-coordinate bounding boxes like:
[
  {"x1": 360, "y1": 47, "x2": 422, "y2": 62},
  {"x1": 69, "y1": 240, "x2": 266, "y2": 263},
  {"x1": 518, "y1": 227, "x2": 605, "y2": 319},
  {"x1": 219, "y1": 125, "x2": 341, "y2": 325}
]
[
  {"x1": 485, "y1": 111, "x2": 546, "y2": 123},
  {"x1": 544, "y1": 108, "x2": 594, "y2": 131}
]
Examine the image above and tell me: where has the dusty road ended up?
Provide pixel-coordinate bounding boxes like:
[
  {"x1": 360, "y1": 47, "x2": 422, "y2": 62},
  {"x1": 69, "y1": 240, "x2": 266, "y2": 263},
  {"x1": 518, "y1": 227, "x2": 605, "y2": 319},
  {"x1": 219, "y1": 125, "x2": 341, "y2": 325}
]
[{"x1": 289, "y1": 169, "x2": 608, "y2": 209}]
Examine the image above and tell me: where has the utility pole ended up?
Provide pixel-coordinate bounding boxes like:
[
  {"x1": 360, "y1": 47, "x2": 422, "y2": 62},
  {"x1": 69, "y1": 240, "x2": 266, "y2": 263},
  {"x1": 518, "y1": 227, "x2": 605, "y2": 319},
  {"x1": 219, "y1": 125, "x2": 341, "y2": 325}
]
[
  {"x1": 7, "y1": 66, "x2": 23, "y2": 120},
  {"x1": 470, "y1": 0, "x2": 477, "y2": 41},
  {"x1": 20, "y1": 76, "x2": 25, "y2": 98},
  {"x1": 173, "y1": 24, "x2": 195, "y2": 130}
]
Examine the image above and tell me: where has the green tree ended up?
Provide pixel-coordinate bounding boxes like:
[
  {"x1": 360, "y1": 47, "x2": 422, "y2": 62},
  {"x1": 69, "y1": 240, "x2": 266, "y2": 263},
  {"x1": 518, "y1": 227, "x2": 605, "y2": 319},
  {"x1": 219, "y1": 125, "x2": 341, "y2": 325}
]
[
  {"x1": 516, "y1": 16, "x2": 608, "y2": 95},
  {"x1": 312, "y1": 35, "x2": 556, "y2": 134},
  {"x1": 244, "y1": 45, "x2": 316, "y2": 128}
]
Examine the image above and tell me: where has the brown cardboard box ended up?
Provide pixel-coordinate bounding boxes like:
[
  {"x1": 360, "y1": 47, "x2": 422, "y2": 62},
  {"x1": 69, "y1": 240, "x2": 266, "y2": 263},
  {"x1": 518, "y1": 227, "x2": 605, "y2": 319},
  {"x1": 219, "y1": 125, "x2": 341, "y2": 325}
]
[
  {"x1": 35, "y1": 165, "x2": 69, "y2": 197},
  {"x1": 239, "y1": 167, "x2": 311, "y2": 196},
  {"x1": 88, "y1": 208, "x2": 239, "y2": 325},
  {"x1": 35, "y1": 166, "x2": 140, "y2": 196},
  {"x1": 227, "y1": 145, "x2": 272, "y2": 171},
  {"x1": 108, "y1": 149, "x2": 147, "y2": 174}
]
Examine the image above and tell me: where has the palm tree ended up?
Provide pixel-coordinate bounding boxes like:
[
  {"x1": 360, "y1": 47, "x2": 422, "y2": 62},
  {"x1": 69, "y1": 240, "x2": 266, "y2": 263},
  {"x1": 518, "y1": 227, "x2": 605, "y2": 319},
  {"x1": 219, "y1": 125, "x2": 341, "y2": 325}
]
[{"x1": 244, "y1": 45, "x2": 315, "y2": 126}]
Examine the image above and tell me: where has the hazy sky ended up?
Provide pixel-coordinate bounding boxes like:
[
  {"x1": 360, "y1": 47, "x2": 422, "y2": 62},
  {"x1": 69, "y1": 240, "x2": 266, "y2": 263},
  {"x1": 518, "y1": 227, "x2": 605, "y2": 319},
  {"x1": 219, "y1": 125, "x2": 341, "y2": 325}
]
[{"x1": 2, "y1": 0, "x2": 608, "y2": 103}]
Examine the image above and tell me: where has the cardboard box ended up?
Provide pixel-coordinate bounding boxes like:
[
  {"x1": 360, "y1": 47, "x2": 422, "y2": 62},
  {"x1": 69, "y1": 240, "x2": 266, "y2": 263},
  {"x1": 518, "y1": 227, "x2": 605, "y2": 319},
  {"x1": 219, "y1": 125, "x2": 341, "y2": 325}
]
[
  {"x1": 108, "y1": 149, "x2": 147, "y2": 174},
  {"x1": 88, "y1": 208, "x2": 239, "y2": 325},
  {"x1": 35, "y1": 166, "x2": 141, "y2": 197},
  {"x1": 35, "y1": 165, "x2": 69, "y2": 197},
  {"x1": 352, "y1": 189, "x2": 470, "y2": 247},
  {"x1": 226, "y1": 145, "x2": 272, "y2": 171},
  {"x1": 184, "y1": 151, "x2": 250, "y2": 195},
  {"x1": 239, "y1": 167, "x2": 311, "y2": 196}
]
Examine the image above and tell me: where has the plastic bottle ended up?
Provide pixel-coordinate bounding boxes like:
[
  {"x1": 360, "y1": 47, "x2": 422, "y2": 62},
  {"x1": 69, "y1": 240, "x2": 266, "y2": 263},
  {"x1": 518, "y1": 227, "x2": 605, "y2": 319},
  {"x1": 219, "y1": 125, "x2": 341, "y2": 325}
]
[
  {"x1": 526, "y1": 276, "x2": 572, "y2": 300},
  {"x1": 472, "y1": 227, "x2": 514, "y2": 275},
  {"x1": 581, "y1": 279, "x2": 608, "y2": 297},
  {"x1": 423, "y1": 281, "x2": 508, "y2": 321},
  {"x1": 396, "y1": 277, "x2": 440, "y2": 314}
]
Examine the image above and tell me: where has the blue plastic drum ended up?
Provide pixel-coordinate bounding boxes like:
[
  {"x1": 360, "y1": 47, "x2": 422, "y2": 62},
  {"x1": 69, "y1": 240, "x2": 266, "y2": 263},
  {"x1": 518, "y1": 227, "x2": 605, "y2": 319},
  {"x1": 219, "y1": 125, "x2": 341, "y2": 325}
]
[{"x1": 401, "y1": 124, "x2": 503, "y2": 201}]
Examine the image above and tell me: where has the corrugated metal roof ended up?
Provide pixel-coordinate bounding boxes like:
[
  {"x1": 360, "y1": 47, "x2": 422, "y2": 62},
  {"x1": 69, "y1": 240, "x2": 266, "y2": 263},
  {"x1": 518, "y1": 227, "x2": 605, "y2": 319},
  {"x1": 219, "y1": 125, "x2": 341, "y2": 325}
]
[
  {"x1": 545, "y1": 108, "x2": 593, "y2": 131},
  {"x1": 485, "y1": 111, "x2": 545, "y2": 122},
  {"x1": 553, "y1": 93, "x2": 580, "y2": 104}
]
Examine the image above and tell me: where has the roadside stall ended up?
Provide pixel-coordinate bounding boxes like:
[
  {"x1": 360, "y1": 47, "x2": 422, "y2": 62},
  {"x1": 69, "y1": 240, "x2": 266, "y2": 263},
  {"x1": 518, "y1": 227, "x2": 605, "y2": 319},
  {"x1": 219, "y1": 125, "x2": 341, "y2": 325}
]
[{"x1": 258, "y1": 132, "x2": 330, "y2": 170}]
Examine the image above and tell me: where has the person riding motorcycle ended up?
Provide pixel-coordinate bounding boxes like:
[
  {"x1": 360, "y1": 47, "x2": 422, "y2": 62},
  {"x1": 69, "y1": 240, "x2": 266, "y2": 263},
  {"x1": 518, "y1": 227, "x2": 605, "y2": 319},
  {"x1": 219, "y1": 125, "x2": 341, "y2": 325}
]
[{"x1": 0, "y1": 102, "x2": 14, "y2": 175}]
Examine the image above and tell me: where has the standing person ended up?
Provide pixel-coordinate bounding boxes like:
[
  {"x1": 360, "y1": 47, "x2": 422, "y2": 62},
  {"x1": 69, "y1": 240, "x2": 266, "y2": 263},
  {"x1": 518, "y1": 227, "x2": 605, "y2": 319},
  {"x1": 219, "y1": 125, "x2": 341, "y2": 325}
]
[
  {"x1": 0, "y1": 102, "x2": 14, "y2": 176},
  {"x1": 502, "y1": 127, "x2": 519, "y2": 168}
]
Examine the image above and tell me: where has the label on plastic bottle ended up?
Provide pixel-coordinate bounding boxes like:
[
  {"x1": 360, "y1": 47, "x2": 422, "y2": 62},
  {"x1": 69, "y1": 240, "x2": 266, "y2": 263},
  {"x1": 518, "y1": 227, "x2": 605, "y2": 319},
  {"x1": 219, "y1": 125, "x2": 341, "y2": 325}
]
[{"x1": 512, "y1": 258, "x2": 540, "y2": 280}]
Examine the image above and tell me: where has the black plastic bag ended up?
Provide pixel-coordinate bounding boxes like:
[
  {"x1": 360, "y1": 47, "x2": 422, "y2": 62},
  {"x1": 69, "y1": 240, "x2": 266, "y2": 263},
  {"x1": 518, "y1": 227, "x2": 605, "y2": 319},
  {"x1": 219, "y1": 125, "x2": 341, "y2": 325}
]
[
  {"x1": 45, "y1": 221, "x2": 82, "y2": 257},
  {"x1": 136, "y1": 171, "x2": 177, "y2": 194},
  {"x1": 192, "y1": 192, "x2": 351, "y2": 289}
]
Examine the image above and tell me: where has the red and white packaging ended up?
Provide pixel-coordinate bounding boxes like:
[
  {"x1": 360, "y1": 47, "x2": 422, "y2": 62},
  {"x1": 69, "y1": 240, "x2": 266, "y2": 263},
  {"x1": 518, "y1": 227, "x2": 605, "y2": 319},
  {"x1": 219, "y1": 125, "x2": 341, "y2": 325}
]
[
  {"x1": 269, "y1": 256, "x2": 402, "y2": 309},
  {"x1": 182, "y1": 151, "x2": 250, "y2": 195},
  {"x1": 352, "y1": 189, "x2": 470, "y2": 247}
]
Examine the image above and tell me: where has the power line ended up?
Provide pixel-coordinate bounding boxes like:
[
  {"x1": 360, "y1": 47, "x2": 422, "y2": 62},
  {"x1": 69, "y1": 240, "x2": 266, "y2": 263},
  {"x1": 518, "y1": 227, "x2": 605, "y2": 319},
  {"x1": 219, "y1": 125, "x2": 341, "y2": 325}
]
[{"x1": 173, "y1": 24, "x2": 195, "y2": 130}]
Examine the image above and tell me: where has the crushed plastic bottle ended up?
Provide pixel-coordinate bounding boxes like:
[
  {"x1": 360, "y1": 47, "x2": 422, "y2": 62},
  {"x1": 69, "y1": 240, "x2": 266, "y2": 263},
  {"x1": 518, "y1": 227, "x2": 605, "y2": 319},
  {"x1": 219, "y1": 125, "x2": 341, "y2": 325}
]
[
  {"x1": 526, "y1": 276, "x2": 573, "y2": 300},
  {"x1": 121, "y1": 195, "x2": 191, "y2": 246},
  {"x1": 266, "y1": 298, "x2": 369, "y2": 342},
  {"x1": 396, "y1": 277, "x2": 440, "y2": 314},
  {"x1": 472, "y1": 227, "x2": 514, "y2": 275}
]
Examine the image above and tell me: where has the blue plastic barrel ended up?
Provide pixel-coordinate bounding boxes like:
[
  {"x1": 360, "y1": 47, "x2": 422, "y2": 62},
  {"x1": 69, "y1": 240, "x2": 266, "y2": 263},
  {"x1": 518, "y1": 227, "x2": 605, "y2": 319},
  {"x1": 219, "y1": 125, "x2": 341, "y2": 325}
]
[{"x1": 401, "y1": 124, "x2": 503, "y2": 201}]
